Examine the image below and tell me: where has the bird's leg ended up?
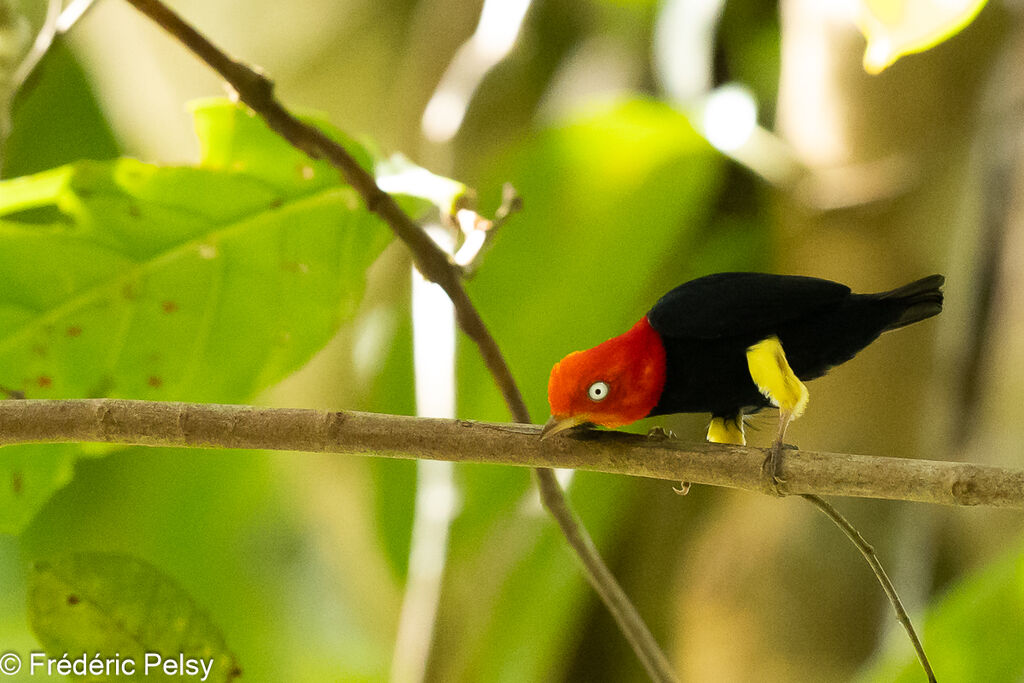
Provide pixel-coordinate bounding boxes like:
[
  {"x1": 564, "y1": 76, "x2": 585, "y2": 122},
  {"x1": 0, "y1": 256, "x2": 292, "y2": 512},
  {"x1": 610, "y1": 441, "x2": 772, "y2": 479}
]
[
  {"x1": 746, "y1": 336, "x2": 808, "y2": 496},
  {"x1": 763, "y1": 408, "x2": 794, "y2": 494}
]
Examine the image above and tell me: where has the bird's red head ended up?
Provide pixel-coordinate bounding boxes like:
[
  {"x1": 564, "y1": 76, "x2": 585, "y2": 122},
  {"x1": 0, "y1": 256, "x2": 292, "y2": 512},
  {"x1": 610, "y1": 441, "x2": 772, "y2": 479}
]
[{"x1": 543, "y1": 317, "x2": 667, "y2": 438}]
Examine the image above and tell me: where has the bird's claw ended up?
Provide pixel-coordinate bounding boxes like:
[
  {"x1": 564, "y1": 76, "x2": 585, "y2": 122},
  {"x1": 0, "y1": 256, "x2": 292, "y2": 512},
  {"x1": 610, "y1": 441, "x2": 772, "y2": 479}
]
[
  {"x1": 761, "y1": 440, "x2": 793, "y2": 497},
  {"x1": 673, "y1": 481, "x2": 691, "y2": 495},
  {"x1": 647, "y1": 426, "x2": 676, "y2": 441},
  {"x1": 647, "y1": 428, "x2": 686, "y2": 493}
]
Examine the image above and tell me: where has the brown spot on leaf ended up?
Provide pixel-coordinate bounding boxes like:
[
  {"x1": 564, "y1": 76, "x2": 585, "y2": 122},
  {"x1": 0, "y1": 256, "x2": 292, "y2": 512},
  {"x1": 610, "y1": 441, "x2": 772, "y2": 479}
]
[
  {"x1": 281, "y1": 262, "x2": 309, "y2": 274},
  {"x1": 66, "y1": 594, "x2": 80, "y2": 606},
  {"x1": 37, "y1": 376, "x2": 52, "y2": 388},
  {"x1": 12, "y1": 472, "x2": 22, "y2": 495},
  {"x1": 122, "y1": 283, "x2": 138, "y2": 300},
  {"x1": 148, "y1": 376, "x2": 163, "y2": 388},
  {"x1": 66, "y1": 326, "x2": 82, "y2": 337},
  {"x1": 128, "y1": 203, "x2": 141, "y2": 218},
  {"x1": 32, "y1": 344, "x2": 47, "y2": 357},
  {"x1": 269, "y1": 197, "x2": 283, "y2": 209},
  {"x1": 161, "y1": 301, "x2": 178, "y2": 314}
]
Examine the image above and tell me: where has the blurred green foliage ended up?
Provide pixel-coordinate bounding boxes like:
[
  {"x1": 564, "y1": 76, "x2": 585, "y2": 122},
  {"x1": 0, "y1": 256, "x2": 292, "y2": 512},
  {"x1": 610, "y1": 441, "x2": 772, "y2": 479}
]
[
  {"x1": 0, "y1": 0, "x2": 1018, "y2": 681},
  {"x1": 859, "y1": 537, "x2": 1024, "y2": 683}
]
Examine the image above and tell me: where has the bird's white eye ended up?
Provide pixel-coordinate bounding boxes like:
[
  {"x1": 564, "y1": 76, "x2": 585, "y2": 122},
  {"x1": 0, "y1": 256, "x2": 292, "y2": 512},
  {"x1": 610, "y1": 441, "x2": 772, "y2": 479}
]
[{"x1": 587, "y1": 381, "x2": 610, "y2": 402}]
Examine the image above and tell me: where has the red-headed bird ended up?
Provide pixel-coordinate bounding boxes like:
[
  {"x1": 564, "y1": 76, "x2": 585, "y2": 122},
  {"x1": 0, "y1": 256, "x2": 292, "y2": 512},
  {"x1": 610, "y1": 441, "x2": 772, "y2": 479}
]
[{"x1": 542, "y1": 272, "x2": 944, "y2": 483}]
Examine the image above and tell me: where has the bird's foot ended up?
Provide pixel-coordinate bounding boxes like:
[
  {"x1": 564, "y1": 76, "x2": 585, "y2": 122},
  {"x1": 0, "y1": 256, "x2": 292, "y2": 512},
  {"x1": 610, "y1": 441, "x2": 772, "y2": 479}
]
[
  {"x1": 761, "y1": 440, "x2": 797, "y2": 497},
  {"x1": 647, "y1": 428, "x2": 688, "y2": 493},
  {"x1": 647, "y1": 426, "x2": 676, "y2": 441}
]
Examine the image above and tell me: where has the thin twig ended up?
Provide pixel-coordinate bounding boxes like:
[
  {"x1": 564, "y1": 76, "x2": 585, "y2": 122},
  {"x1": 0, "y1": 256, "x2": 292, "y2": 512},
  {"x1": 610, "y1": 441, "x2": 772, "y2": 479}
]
[
  {"x1": 120, "y1": 0, "x2": 679, "y2": 678},
  {"x1": 7, "y1": 0, "x2": 100, "y2": 100},
  {"x1": 1, "y1": 0, "x2": 101, "y2": 171},
  {"x1": 534, "y1": 469, "x2": 677, "y2": 682},
  {"x1": 56, "y1": 0, "x2": 100, "y2": 34},
  {"x1": 1, "y1": 399, "x2": 1022, "y2": 509},
  {"x1": 800, "y1": 494, "x2": 937, "y2": 683},
  {"x1": 1, "y1": 0, "x2": 60, "y2": 156},
  {"x1": 7, "y1": 0, "x2": 61, "y2": 99}
]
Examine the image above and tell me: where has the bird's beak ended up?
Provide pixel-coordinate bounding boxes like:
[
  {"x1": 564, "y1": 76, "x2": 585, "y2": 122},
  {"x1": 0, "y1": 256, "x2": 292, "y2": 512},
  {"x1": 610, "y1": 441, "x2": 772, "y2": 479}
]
[{"x1": 540, "y1": 414, "x2": 589, "y2": 440}]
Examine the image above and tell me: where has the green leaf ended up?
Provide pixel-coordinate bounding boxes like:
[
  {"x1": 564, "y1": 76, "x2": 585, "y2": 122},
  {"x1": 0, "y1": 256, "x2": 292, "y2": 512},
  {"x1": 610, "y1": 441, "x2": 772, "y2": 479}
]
[
  {"x1": 376, "y1": 153, "x2": 470, "y2": 218},
  {"x1": 857, "y1": 541, "x2": 1024, "y2": 683},
  {"x1": 190, "y1": 98, "x2": 376, "y2": 191},
  {"x1": 21, "y1": 445, "x2": 396, "y2": 681},
  {"x1": 855, "y1": 0, "x2": 989, "y2": 74},
  {"x1": 29, "y1": 552, "x2": 240, "y2": 681},
  {"x1": 0, "y1": 99, "x2": 392, "y2": 532}
]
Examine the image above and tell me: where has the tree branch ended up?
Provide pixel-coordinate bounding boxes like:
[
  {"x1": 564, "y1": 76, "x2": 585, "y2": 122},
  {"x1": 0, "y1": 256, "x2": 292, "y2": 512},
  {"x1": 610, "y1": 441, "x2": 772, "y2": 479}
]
[
  {"x1": 122, "y1": 1, "x2": 678, "y2": 679},
  {"x1": 3, "y1": 399, "x2": 1021, "y2": 509}
]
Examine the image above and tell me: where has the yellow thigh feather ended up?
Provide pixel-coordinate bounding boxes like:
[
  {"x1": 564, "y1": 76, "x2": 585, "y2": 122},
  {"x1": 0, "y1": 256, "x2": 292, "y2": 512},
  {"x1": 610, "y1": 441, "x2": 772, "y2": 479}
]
[{"x1": 745, "y1": 336, "x2": 809, "y2": 417}]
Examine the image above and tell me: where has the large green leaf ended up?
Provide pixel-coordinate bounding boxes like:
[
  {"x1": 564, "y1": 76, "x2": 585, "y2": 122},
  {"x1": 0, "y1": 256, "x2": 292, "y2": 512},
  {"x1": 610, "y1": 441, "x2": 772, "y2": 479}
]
[
  {"x1": 29, "y1": 552, "x2": 240, "y2": 681},
  {"x1": 857, "y1": 541, "x2": 1024, "y2": 683},
  {"x1": 0, "y1": 100, "x2": 392, "y2": 532}
]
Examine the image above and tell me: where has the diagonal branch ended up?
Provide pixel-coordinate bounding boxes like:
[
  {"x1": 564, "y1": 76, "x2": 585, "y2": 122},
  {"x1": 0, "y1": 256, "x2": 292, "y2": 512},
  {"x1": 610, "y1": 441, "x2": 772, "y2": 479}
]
[
  {"x1": 2, "y1": 399, "x2": 1021, "y2": 509},
  {"x1": 122, "y1": 0, "x2": 523, "y2": 423},
  {"x1": 801, "y1": 494, "x2": 937, "y2": 682},
  {"x1": 121, "y1": 1, "x2": 678, "y2": 679}
]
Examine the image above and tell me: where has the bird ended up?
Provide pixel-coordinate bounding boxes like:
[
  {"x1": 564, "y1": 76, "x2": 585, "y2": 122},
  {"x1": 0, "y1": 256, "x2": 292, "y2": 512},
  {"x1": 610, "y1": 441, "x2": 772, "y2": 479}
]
[{"x1": 541, "y1": 272, "x2": 944, "y2": 488}]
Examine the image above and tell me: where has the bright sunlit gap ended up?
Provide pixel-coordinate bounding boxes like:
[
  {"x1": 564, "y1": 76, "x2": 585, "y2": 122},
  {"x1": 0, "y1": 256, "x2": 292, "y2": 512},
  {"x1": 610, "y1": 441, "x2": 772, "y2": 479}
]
[
  {"x1": 410, "y1": 223, "x2": 457, "y2": 433},
  {"x1": 394, "y1": 223, "x2": 462, "y2": 683},
  {"x1": 421, "y1": 0, "x2": 533, "y2": 142},
  {"x1": 699, "y1": 83, "x2": 759, "y2": 153},
  {"x1": 653, "y1": 0, "x2": 725, "y2": 103},
  {"x1": 376, "y1": 156, "x2": 466, "y2": 216},
  {"x1": 475, "y1": 0, "x2": 532, "y2": 60}
]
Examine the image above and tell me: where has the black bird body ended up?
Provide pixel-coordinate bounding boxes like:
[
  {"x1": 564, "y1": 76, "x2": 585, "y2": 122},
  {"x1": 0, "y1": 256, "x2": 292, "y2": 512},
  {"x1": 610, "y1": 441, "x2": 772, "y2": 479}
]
[{"x1": 646, "y1": 272, "x2": 945, "y2": 420}]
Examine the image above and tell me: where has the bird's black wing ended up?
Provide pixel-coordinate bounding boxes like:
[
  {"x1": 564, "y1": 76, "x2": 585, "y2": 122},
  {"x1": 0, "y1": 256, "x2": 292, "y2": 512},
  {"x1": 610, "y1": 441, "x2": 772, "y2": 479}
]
[{"x1": 647, "y1": 272, "x2": 851, "y2": 340}]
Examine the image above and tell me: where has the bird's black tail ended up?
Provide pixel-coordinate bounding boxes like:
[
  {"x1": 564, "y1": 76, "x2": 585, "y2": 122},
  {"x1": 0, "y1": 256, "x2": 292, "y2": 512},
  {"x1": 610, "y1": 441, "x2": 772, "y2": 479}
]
[{"x1": 880, "y1": 274, "x2": 945, "y2": 331}]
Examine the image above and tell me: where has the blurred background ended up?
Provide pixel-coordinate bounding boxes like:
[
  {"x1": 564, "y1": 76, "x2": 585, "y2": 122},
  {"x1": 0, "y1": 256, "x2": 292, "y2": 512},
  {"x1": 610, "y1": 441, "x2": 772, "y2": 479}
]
[{"x1": 2, "y1": 0, "x2": 1023, "y2": 680}]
